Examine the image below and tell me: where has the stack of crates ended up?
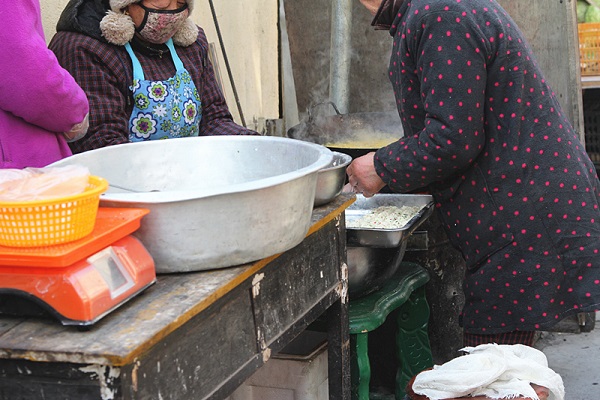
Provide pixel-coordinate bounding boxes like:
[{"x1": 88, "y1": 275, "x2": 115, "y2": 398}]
[{"x1": 579, "y1": 23, "x2": 600, "y2": 76}]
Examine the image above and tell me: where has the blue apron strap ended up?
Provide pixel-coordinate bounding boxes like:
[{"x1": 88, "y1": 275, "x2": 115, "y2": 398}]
[
  {"x1": 124, "y1": 42, "x2": 145, "y2": 81},
  {"x1": 165, "y1": 39, "x2": 185, "y2": 72}
]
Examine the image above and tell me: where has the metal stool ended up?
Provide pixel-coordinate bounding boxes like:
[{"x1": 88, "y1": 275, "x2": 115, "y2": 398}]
[{"x1": 349, "y1": 262, "x2": 433, "y2": 400}]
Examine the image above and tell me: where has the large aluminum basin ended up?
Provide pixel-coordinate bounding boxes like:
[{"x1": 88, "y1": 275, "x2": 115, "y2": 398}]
[{"x1": 51, "y1": 136, "x2": 333, "y2": 273}]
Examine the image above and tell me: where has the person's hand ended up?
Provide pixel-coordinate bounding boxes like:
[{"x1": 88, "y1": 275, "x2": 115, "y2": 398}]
[
  {"x1": 345, "y1": 152, "x2": 386, "y2": 197},
  {"x1": 62, "y1": 113, "x2": 89, "y2": 142}
]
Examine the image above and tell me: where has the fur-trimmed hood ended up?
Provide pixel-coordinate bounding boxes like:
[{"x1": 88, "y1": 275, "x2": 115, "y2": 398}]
[{"x1": 56, "y1": 0, "x2": 198, "y2": 46}]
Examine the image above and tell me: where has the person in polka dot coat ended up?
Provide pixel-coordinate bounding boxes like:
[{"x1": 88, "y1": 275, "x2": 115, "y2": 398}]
[{"x1": 349, "y1": 0, "x2": 600, "y2": 345}]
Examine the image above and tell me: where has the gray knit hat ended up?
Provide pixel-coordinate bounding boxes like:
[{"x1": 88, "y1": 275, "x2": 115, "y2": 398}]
[{"x1": 100, "y1": 0, "x2": 198, "y2": 46}]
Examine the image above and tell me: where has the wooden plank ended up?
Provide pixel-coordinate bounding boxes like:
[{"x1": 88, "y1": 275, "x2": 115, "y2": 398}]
[
  {"x1": 117, "y1": 285, "x2": 258, "y2": 400},
  {"x1": 0, "y1": 359, "x2": 118, "y2": 400},
  {"x1": 327, "y1": 212, "x2": 351, "y2": 399},
  {"x1": 0, "y1": 267, "x2": 248, "y2": 366},
  {"x1": 308, "y1": 195, "x2": 355, "y2": 236},
  {"x1": 326, "y1": 297, "x2": 351, "y2": 400},
  {"x1": 252, "y1": 215, "x2": 343, "y2": 346}
]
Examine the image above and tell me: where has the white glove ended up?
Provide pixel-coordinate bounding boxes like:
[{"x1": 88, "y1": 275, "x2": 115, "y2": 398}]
[{"x1": 62, "y1": 113, "x2": 89, "y2": 142}]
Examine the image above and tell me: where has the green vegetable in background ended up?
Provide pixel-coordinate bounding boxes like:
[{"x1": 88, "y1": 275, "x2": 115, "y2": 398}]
[
  {"x1": 586, "y1": 4, "x2": 600, "y2": 22},
  {"x1": 579, "y1": 0, "x2": 590, "y2": 22}
]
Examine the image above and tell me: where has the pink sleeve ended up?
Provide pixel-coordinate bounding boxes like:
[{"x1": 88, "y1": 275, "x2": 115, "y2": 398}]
[{"x1": 0, "y1": 0, "x2": 89, "y2": 133}]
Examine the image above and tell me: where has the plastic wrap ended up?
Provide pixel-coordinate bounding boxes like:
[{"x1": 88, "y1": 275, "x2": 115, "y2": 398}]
[{"x1": 0, "y1": 165, "x2": 90, "y2": 202}]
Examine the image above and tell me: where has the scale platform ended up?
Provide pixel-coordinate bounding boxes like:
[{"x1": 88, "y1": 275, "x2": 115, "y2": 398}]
[{"x1": 0, "y1": 208, "x2": 156, "y2": 327}]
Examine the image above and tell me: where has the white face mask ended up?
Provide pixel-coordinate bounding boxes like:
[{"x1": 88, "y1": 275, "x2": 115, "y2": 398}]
[{"x1": 135, "y1": 3, "x2": 189, "y2": 44}]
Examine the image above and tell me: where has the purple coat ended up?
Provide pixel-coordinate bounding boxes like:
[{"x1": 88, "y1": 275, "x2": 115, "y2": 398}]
[{"x1": 0, "y1": 0, "x2": 88, "y2": 169}]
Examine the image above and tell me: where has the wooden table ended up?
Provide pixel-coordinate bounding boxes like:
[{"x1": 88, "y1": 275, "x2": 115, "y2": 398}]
[{"x1": 0, "y1": 194, "x2": 354, "y2": 400}]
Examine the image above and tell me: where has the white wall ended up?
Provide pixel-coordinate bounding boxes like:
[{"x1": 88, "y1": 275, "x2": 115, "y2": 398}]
[
  {"x1": 193, "y1": 1, "x2": 279, "y2": 130},
  {"x1": 40, "y1": 0, "x2": 71, "y2": 41},
  {"x1": 39, "y1": 0, "x2": 279, "y2": 131}
]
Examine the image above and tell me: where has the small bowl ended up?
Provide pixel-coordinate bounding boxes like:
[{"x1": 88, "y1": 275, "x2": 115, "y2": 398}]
[{"x1": 314, "y1": 151, "x2": 352, "y2": 206}]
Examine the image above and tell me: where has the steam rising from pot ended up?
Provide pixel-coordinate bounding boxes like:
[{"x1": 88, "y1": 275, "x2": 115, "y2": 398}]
[{"x1": 287, "y1": 108, "x2": 404, "y2": 149}]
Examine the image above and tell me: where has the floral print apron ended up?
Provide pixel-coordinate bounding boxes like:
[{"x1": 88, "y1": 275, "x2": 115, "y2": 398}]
[{"x1": 124, "y1": 39, "x2": 201, "y2": 141}]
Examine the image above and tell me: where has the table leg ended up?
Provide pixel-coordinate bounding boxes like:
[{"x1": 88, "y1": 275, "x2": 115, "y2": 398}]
[{"x1": 327, "y1": 296, "x2": 351, "y2": 400}]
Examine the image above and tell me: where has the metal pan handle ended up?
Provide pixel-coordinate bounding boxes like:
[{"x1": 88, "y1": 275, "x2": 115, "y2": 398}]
[{"x1": 307, "y1": 101, "x2": 342, "y2": 122}]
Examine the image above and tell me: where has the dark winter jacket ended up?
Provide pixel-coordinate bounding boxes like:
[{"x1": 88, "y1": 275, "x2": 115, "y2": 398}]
[{"x1": 375, "y1": 0, "x2": 600, "y2": 333}]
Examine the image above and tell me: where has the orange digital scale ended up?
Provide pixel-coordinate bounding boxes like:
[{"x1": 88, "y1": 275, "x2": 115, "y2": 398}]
[{"x1": 0, "y1": 208, "x2": 156, "y2": 327}]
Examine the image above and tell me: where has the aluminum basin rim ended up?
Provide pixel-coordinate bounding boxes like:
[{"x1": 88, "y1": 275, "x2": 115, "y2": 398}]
[{"x1": 95, "y1": 136, "x2": 333, "y2": 204}]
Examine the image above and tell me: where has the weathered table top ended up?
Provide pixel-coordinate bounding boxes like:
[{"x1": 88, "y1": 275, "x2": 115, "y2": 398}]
[{"x1": 0, "y1": 193, "x2": 354, "y2": 400}]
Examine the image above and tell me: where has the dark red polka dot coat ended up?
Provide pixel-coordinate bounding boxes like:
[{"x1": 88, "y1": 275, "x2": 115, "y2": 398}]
[{"x1": 374, "y1": 0, "x2": 600, "y2": 334}]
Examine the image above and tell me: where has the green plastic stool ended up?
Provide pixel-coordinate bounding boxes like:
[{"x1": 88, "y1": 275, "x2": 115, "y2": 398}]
[{"x1": 349, "y1": 262, "x2": 433, "y2": 400}]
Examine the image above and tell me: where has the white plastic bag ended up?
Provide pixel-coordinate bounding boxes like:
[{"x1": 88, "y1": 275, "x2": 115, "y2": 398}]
[{"x1": 0, "y1": 165, "x2": 90, "y2": 202}]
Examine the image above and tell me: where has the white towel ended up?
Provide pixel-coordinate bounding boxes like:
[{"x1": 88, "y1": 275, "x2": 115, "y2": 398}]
[{"x1": 412, "y1": 343, "x2": 565, "y2": 400}]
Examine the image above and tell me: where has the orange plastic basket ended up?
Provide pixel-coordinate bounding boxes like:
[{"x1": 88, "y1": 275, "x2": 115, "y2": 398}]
[
  {"x1": 579, "y1": 23, "x2": 600, "y2": 76},
  {"x1": 0, "y1": 176, "x2": 108, "y2": 247}
]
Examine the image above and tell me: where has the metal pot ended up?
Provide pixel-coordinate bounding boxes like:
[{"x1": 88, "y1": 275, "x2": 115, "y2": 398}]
[
  {"x1": 347, "y1": 242, "x2": 407, "y2": 298},
  {"x1": 287, "y1": 102, "x2": 404, "y2": 159}
]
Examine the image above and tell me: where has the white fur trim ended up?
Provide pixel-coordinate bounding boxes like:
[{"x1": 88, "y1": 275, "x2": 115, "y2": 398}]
[
  {"x1": 109, "y1": 0, "x2": 139, "y2": 12},
  {"x1": 172, "y1": 19, "x2": 199, "y2": 47},
  {"x1": 100, "y1": 11, "x2": 136, "y2": 45}
]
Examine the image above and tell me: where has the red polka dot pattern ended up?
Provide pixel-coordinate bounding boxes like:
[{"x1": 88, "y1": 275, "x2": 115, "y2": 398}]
[{"x1": 374, "y1": 0, "x2": 600, "y2": 333}]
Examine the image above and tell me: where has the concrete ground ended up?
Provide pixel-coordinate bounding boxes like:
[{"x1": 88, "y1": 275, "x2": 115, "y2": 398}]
[{"x1": 534, "y1": 313, "x2": 600, "y2": 400}]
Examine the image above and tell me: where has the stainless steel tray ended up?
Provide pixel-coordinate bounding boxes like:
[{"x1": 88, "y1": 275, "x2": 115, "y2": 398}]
[{"x1": 345, "y1": 194, "x2": 434, "y2": 248}]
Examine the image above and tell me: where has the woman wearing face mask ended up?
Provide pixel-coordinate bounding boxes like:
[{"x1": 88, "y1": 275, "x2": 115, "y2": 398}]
[{"x1": 49, "y1": 0, "x2": 257, "y2": 154}]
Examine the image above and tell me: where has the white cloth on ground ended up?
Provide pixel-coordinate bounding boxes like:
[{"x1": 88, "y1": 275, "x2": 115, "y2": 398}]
[{"x1": 411, "y1": 343, "x2": 565, "y2": 400}]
